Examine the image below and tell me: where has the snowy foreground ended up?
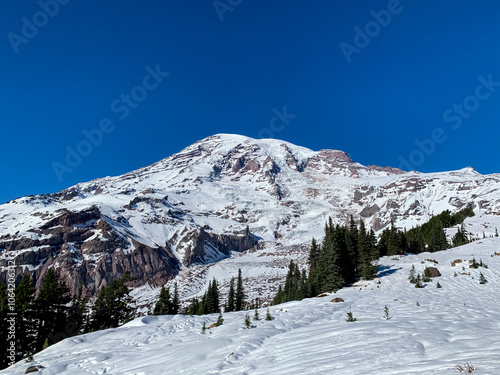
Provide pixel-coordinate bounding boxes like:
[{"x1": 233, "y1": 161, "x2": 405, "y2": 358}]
[{"x1": 3, "y1": 238, "x2": 500, "y2": 375}]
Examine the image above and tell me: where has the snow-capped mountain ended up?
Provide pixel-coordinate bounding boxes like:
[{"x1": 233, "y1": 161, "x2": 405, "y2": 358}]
[
  {"x1": 2, "y1": 237, "x2": 499, "y2": 374},
  {"x1": 1, "y1": 134, "x2": 500, "y2": 303}
]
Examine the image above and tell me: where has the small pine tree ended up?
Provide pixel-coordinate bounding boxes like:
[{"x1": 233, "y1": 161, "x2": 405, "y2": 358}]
[
  {"x1": 265, "y1": 308, "x2": 272, "y2": 321},
  {"x1": 422, "y1": 267, "x2": 431, "y2": 283},
  {"x1": 479, "y1": 273, "x2": 487, "y2": 284},
  {"x1": 496, "y1": 228, "x2": 499, "y2": 237},
  {"x1": 414, "y1": 274, "x2": 424, "y2": 288},
  {"x1": 436, "y1": 282, "x2": 442, "y2": 288},
  {"x1": 346, "y1": 308, "x2": 357, "y2": 322},
  {"x1": 253, "y1": 306, "x2": 260, "y2": 321},
  {"x1": 201, "y1": 322, "x2": 207, "y2": 334},
  {"x1": 42, "y1": 338, "x2": 50, "y2": 350},
  {"x1": 384, "y1": 305, "x2": 390, "y2": 320},
  {"x1": 243, "y1": 313, "x2": 252, "y2": 329},
  {"x1": 416, "y1": 301, "x2": 420, "y2": 306},
  {"x1": 408, "y1": 265, "x2": 416, "y2": 283},
  {"x1": 215, "y1": 311, "x2": 224, "y2": 327}
]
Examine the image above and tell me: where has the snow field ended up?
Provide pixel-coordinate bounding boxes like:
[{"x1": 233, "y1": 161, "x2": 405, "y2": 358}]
[{"x1": 3, "y1": 237, "x2": 499, "y2": 375}]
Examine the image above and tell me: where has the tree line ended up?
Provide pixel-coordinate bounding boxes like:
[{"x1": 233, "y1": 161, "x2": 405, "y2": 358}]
[
  {"x1": 0, "y1": 270, "x2": 133, "y2": 369},
  {"x1": 273, "y1": 205, "x2": 475, "y2": 305}
]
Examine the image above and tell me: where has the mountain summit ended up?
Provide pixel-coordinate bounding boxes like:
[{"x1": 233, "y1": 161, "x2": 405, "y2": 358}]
[{"x1": 1, "y1": 134, "x2": 499, "y2": 300}]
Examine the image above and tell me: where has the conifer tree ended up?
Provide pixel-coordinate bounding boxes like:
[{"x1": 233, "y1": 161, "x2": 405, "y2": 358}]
[
  {"x1": 172, "y1": 282, "x2": 179, "y2": 314},
  {"x1": 226, "y1": 277, "x2": 235, "y2": 312},
  {"x1": 414, "y1": 274, "x2": 424, "y2": 288},
  {"x1": 66, "y1": 284, "x2": 88, "y2": 336},
  {"x1": 89, "y1": 272, "x2": 133, "y2": 331},
  {"x1": 253, "y1": 305, "x2": 260, "y2": 321},
  {"x1": 243, "y1": 313, "x2": 251, "y2": 329},
  {"x1": 153, "y1": 286, "x2": 172, "y2": 315},
  {"x1": 408, "y1": 265, "x2": 416, "y2": 283},
  {"x1": 186, "y1": 298, "x2": 202, "y2": 315},
  {"x1": 0, "y1": 282, "x2": 9, "y2": 369},
  {"x1": 235, "y1": 269, "x2": 245, "y2": 311},
  {"x1": 14, "y1": 274, "x2": 36, "y2": 359},
  {"x1": 452, "y1": 224, "x2": 468, "y2": 247},
  {"x1": 34, "y1": 269, "x2": 71, "y2": 352},
  {"x1": 265, "y1": 307, "x2": 272, "y2": 321},
  {"x1": 216, "y1": 311, "x2": 224, "y2": 326}
]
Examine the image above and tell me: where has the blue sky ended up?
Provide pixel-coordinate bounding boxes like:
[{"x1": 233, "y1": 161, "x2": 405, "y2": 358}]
[{"x1": 1, "y1": 0, "x2": 499, "y2": 204}]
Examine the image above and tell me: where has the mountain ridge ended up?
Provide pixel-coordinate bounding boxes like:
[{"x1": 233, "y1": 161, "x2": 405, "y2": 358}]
[{"x1": 1, "y1": 134, "x2": 500, "y2": 302}]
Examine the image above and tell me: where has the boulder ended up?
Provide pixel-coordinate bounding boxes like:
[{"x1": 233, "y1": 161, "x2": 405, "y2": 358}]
[
  {"x1": 330, "y1": 297, "x2": 345, "y2": 303},
  {"x1": 427, "y1": 267, "x2": 441, "y2": 277},
  {"x1": 25, "y1": 366, "x2": 44, "y2": 374}
]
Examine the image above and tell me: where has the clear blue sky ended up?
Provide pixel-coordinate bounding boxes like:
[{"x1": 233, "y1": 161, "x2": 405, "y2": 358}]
[{"x1": 1, "y1": 0, "x2": 499, "y2": 204}]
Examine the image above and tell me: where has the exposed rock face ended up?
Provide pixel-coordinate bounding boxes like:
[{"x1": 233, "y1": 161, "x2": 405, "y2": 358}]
[
  {"x1": 331, "y1": 297, "x2": 345, "y2": 303},
  {"x1": 0, "y1": 206, "x2": 180, "y2": 297},
  {"x1": 178, "y1": 226, "x2": 256, "y2": 265}
]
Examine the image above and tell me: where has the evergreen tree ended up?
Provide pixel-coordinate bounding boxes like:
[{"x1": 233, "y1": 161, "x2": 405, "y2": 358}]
[
  {"x1": 495, "y1": 228, "x2": 499, "y2": 237},
  {"x1": 215, "y1": 311, "x2": 224, "y2": 326},
  {"x1": 14, "y1": 274, "x2": 36, "y2": 360},
  {"x1": 253, "y1": 305, "x2": 260, "y2": 321},
  {"x1": 66, "y1": 284, "x2": 88, "y2": 336},
  {"x1": 422, "y1": 267, "x2": 431, "y2": 283},
  {"x1": 384, "y1": 305, "x2": 390, "y2": 320},
  {"x1": 243, "y1": 313, "x2": 251, "y2": 329},
  {"x1": 358, "y1": 221, "x2": 377, "y2": 280},
  {"x1": 265, "y1": 308, "x2": 272, "y2": 321},
  {"x1": 89, "y1": 272, "x2": 133, "y2": 331},
  {"x1": 186, "y1": 298, "x2": 202, "y2": 315},
  {"x1": 452, "y1": 224, "x2": 468, "y2": 247},
  {"x1": 0, "y1": 282, "x2": 9, "y2": 369},
  {"x1": 153, "y1": 286, "x2": 172, "y2": 315},
  {"x1": 235, "y1": 269, "x2": 245, "y2": 311},
  {"x1": 414, "y1": 274, "x2": 424, "y2": 288},
  {"x1": 408, "y1": 265, "x2": 416, "y2": 283},
  {"x1": 201, "y1": 322, "x2": 207, "y2": 334},
  {"x1": 317, "y1": 221, "x2": 345, "y2": 291},
  {"x1": 202, "y1": 278, "x2": 220, "y2": 314},
  {"x1": 34, "y1": 269, "x2": 71, "y2": 352},
  {"x1": 172, "y1": 282, "x2": 179, "y2": 315},
  {"x1": 307, "y1": 238, "x2": 321, "y2": 296},
  {"x1": 428, "y1": 225, "x2": 448, "y2": 252},
  {"x1": 226, "y1": 278, "x2": 235, "y2": 312}
]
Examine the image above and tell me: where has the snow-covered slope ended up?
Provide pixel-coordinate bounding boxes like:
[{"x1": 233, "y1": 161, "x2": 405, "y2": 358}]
[
  {"x1": 1, "y1": 134, "x2": 500, "y2": 305},
  {"x1": 3, "y1": 238, "x2": 499, "y2": 375}
]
